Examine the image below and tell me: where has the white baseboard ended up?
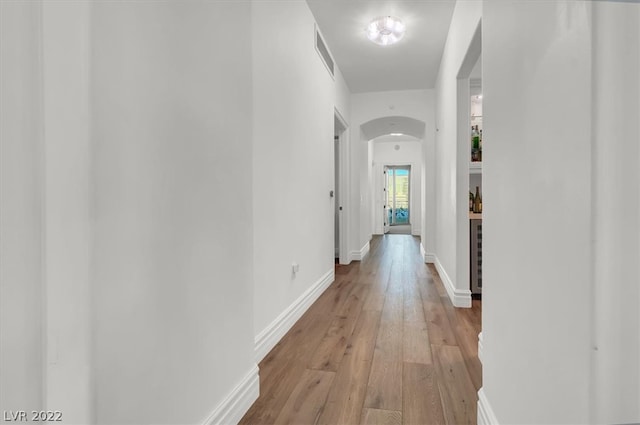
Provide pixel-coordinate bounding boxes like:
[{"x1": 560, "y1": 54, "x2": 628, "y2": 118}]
[
  {"x1": 433, "y1": 255, "x2": 472, "y2": 308},
  {"x1": 477, "y1": 388, "x2": 499, "y2": 425},
  {"x1": 420, "y1": 243, "x2": 436, "y2": 264},
  {"x1": 350, "y1": 241, "x2": 370, "y2": 262},
  {"x1": 478, "y1": 331, "x2": 484, "y2": 364},
  {"x1": 361, "y1": 241, "x2": 370, "y2": 259},
  {"x1": 202, "y1": 365, "x2": 259, "y2": 425},
  {"x1": 254, "y1": 268, "x2": 335, "y2": 362}
]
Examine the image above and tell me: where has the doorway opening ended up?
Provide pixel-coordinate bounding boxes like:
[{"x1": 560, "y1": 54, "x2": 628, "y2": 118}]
[
  {"x1": 334, "y1": 110, "x2": 348, "y2": 264},
  {"x1": 384, "y1": 165, "x2": 411, "y2": 234},
  {"x1": 453, "y1": 18, "x2": 481, "y2": 309},
  {"x1": 454, "y1": 16, "x2": 483, "y2": 376}
]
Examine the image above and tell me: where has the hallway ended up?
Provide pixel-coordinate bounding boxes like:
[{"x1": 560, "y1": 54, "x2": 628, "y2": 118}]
[{"x1": 240, "y1": 235, "x2": 482, "y2": 425}]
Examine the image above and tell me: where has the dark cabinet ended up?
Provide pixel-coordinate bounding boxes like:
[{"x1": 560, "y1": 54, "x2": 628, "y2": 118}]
[{"x1": 470, "y1": 219, "x2": 482, "y2": 294}]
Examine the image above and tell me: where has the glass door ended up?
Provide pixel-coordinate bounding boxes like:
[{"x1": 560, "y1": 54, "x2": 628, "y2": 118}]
[
  {"x1": 386, "y1": 166, "x2": 410, "y2": 226},
  {"x1": 383, "y1": 166, "x2": 391, "y2": 233}
]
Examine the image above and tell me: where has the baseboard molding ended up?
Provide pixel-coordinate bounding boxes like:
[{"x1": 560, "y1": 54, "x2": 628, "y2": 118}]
[
  {"x1": 254, "y1": 268, "x2": 335, "y2": 362},
  {"x1": 433, "y1": 255, "x2": 472, "y2": 308},
  {"x1": 361, "y1": 241, "x2": 370, "y2": 260},
  {"x1": 477, "y1": 388, "x2": 499, "y2": 425},
  {"x1": 478, "y1": 331, "x2": 484, "y2": 364},
  {"x1": 420, "y1": 244, "x2": 436, "y2": 264},
  {"x1": 421, "y1": 243, "x2": 436, "y2": 264},
  {"x1": 202, "y1": 364, "x2": 259, "y2": 425},
  {"x1": 350, "y1": 241, "x2": 370, "y2": 262}
]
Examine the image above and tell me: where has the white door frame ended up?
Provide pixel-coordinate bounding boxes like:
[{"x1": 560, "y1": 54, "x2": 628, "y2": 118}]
[
  {"x1": 335, "y1": 108, "x2": 349, "y2": 265},
  {"x1": 374, "y1": 161, "x2": 417, "y2": 235},
  {"x1": 386, "y1": 165, "x2": 411, "y2": 227},
  {"x1": 454, "y1": 20, "x2": 481, "y2": 309},
  {"x1": 383, "y1": 166, "x2": 390, "y2": 234}
]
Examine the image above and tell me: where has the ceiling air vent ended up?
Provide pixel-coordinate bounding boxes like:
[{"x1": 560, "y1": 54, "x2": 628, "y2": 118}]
[{"x1": 315, "y1": 24, "x2": 335, "y2": 78}]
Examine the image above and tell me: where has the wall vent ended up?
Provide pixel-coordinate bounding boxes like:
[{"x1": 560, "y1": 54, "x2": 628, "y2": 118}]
[{"x1": 315, "y1": 24, "x2": 335, "y2": 78}]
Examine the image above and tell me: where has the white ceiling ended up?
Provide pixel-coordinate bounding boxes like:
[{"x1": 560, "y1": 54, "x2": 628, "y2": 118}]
[{"x1": 306, "y1": 0, "x2": 457, "y2": 93}]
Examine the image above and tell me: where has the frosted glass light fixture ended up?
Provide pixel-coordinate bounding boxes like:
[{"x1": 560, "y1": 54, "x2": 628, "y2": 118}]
[{"x1": 366, "y1": 16, "x2": 406, "y2": 46}]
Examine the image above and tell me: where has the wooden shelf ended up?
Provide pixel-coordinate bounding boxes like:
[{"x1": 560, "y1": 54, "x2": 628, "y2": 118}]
[
  {"x1": 469, "y1": 162, "x2": 482, "y2": 174},
  {"x1": 469, "y1": 212, "x2": 483, "y2": 220}
]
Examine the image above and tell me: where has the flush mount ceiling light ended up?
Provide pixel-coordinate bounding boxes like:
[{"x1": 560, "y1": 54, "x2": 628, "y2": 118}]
[{"x1": 366, "y1": 16, "x2": 405, "y2": 46}]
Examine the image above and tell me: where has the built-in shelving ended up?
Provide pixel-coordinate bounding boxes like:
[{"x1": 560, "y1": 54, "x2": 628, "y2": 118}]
[{"x1": 469, "y1": 161, "x2": 482, "y2": 174}]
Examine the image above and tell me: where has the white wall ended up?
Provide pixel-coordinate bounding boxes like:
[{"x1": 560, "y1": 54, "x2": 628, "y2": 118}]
[
  {"x1": 2, "y1": 3, "x2": 93, "y2": 421},
  {"x1": 482, "y1": 1, "x2": 639, "y2": 423},
  {"x1": 91, "y1": 2, "x2": 256, "y2": 423},
  {"x1": 42, "y1": 3, "x2": 93, "y2": 421},
  {"x1": 350, "y1": 90, "x2": 433, "y2": 257},
  {"x1": 0, "y1": 0, "x2": 44, "y2": 415},
  {"x1": 372, "y1": 140, "x2": 423, "y2": 236},
  {"x1": 590, "y1": 2, "x2": 640, "y2": 422},
  {"x1": 252, "y1": 1, "x2": 349, "y2": 355},
  {"x1": 2, "y1": 2, "x2": 352, "y2": 423},
  {"x1": 335, "y1": 67, "x2": 351, "y2": 121},
  {"x1": 368, "y1": 140, "x2": 375, "y2": 240},
  {"x1": 433, "y1": 1, "x2": 482, "y2": 307},
  {"x1": 423, "y1": 93, "x2": 437, "y2": 258}
]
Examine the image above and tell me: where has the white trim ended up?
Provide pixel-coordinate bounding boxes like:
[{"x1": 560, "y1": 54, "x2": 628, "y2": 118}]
[
  {"x1": 469, "y1": 161, "x2": 483, "y2": 174},
  {"x1": 334, "y1": 108, "x2": 349, "y2": 266},
  {"x1": 374, "y1": 160, "x2": 420, "y2": 236},
  {"x1": 424, "y1": 253, "x2": 436, "y2": 263},
  {"x1": 421, "y1": 244, "x2": 436, "y2": 263},
  {"x1": 360, "y1": 241, "x2": 370, "y2": 260},
  {"x1": 478, "y1": 331, "x2": 484, "y2": 364},
  {"x1": 254, "y1": 268, "x2": 335, "y2": 362},
  {"x1": 350, "y1": 241, "x2": 370, "y2": 262},
  {"x1": 434, "y1": 255, "x2": 472, "y2": 308},
  {"x1": 477, "y1": 388, "x2": 499, "y2": 425},
  {"x1": 202, "y1": 365, "x2": 259, "y2": 425}
]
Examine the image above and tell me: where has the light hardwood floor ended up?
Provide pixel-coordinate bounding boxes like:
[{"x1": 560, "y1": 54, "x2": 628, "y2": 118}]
[{"x1": 240, "y1": 235, "x2": 482, "y2": 425}]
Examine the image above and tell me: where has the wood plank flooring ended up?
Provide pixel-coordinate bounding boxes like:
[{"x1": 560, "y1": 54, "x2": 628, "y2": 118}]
[{"x1": 240, "y1": 235, "x2": 482, "y2": 425}]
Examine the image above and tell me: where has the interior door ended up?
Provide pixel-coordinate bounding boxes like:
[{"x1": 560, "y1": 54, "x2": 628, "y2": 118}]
[{"x1": 383, "y1": 167, "x2": 390, "y2": 233}]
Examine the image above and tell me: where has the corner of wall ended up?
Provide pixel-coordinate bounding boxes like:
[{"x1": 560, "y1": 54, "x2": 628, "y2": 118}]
[
  {"x1": 433, "y1": 254, "x2": 471, "y2": 308},
  {"x1": 254, "y1": 268, "x2": 335, "y2": 363},
  {"x1": 201, "y1": 365, "x2": 259, "y2": 425},
  {"x1": 477, "y1": 388, "x2": 499, "y2": 425},
  {"x1": 350, "y1": 241, "x2": 370, "y2": 262},
  {"x1": 421, "y1": 243, "x2": 436, "y2": 264}
]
